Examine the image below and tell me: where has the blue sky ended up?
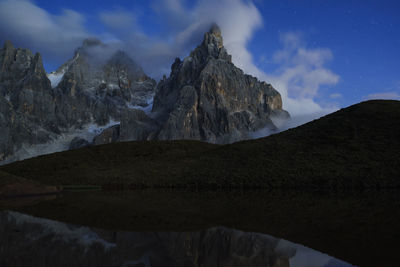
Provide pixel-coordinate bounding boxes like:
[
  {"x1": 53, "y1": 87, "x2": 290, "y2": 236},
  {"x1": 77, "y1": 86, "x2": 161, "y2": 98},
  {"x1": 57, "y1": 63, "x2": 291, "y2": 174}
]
[
  {"x1": 0, "y1": 0, "x2": 399, "y2": 118},
  {"x1": 253, "y1": 0, "x2": 400, "y2": 107}
]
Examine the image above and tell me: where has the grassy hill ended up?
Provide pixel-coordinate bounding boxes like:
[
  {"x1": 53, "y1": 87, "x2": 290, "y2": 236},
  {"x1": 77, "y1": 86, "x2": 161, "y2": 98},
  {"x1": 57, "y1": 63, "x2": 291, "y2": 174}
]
[{"x1": 1, "y1": 100, "x2": 399, "y2": 189}]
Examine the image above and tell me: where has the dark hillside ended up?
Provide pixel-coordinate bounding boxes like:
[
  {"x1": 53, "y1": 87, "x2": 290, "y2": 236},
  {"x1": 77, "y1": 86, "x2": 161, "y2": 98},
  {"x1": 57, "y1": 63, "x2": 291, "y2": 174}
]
[
  {"x1": 191, "y1": 100, "x2": 400, "y2": 188},
  {"x1": 1, "y1": 100, "x2": 399, "y2": 189}
]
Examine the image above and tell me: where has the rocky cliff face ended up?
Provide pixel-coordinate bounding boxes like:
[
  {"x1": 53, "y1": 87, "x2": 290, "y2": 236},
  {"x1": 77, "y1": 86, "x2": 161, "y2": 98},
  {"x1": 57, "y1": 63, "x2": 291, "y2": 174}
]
[
  {"x1": 152, "y1": 24, "x2": 289, "y2": 143},
  {"x1": 51, "y1": 38, "x2": 156, "y2": 127},
  {"x1": 0, "y1": 40, "x2": 156, "y2": 163},
  {"x1": 0, "y1": 41, "x2": 59, "y2": 161},
  {"x1": 0, "y1": 24, "x2": 289, "y2": 163}
]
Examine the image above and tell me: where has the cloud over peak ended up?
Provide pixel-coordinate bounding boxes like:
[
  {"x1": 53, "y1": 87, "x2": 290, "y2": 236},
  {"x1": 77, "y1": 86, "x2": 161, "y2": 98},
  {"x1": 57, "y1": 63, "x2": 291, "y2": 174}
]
[
  {"x1": 0, "y1": 0, "x2": 90, "y2": 62},
  {"x1": 99, "y1": 10, "x2": 137, "y2": 31},
  {"x1": 270, "y1": 32, "x2": 339, "y2": 99}
]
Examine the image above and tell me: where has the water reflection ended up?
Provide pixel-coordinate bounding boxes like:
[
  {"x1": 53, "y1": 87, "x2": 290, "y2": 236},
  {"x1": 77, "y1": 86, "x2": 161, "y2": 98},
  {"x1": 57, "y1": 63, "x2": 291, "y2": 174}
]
[
  {"x1": 0, "y1": 194, "x2": 57, "y2": 208},
  {"x1": 1, "y1": 190, "x2": 399, "y2": 266},
  {"x1": 0, "y1": 210, "x2": 354, "y2": 267}
]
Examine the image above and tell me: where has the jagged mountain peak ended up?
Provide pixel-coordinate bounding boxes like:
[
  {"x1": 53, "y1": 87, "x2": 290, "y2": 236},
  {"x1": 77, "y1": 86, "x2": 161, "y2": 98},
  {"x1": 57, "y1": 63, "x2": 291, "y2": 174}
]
[
  {"x1": 49, "y1": 37, "x2": 154, "y2": 92},
  {"x1": 0, "y1": 25, "x2": 287, "y2": 163},
  {"x1": 189, "y1": 23, "x2": 232, "y2": 64},
  {"x1": 3, "y1": 40, "x2": 14, "y2": 50},
  {"x1": 165, "y1": 24, "x2": 232, "y2": 80},
  {"x1": 0, "y1": 41, "x2": 157, "y2": 164},
  {"x1": 209, "y1": 23, "x2": 222, "y2": 36},
  {"x1": 55, "y1": 39, "x2": 154, "y2": 90},
  {"x1": 203, "y1": 23, "x2": 223, "y2": 49},
  {"x1": 0, "y1": 40, "x2": 47, "y2": 82},
  {"x1": 30, "y1": 53, "x2": 47, "y2": 76},
  {"x1": 47, "y1": 37, "x2": 156, "y2": 123},
  {"x1": 72, "y1": 38, "x2": 106, "y2": 61},
  {"x1": 152, "y1": 26, "x2": 288, "y2": 143},
  {"x1": 109, "y1": 50, "x2": 138, "y2": 67},
  {"x1": 111, "y1": 49, "x2": 128, "y2": 58},
  {"x1": 72, "y1": 38, "x2": 106, "y2": 57},
  {"x1": 70, "y1": 39, "x2": 138, "y2": 70}
]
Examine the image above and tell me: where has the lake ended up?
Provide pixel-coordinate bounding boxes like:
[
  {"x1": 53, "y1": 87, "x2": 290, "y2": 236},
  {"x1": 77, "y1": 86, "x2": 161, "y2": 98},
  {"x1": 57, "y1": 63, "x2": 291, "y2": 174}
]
[{"x1": 1, "y1": 189, "x2": 399, "y2": 266}]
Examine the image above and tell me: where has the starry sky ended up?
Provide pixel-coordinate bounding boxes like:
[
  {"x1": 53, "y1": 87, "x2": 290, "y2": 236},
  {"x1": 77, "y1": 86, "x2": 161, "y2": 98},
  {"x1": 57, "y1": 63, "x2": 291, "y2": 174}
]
[{"x1": 0, "y1": 0, "x2": 399, "y2": 119}]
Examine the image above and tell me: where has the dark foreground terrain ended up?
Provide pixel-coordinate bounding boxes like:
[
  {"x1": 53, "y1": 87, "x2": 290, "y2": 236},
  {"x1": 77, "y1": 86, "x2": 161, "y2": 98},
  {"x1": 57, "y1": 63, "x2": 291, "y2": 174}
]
[
  {"x1": 1, "y1": 100, "x2": 399, "y2": 266},
  {"x1": 1, "y1": 100, "x2": 399, "y2": 189}
]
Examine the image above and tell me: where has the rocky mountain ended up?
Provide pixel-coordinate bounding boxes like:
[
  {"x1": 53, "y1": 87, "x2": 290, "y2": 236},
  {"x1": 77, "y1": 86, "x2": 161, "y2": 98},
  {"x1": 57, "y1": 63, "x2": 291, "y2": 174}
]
[
  {"x1": 152, "y1": 24, "x2": 289, "y2": 143},
  {"x1": 0, "y1": 24, "x2": 289, "y2": 164},
  {"x1": 0, "y1": 41, "x2": 59, "y2": 162},
  {"x1": 95, "y1": 24, "x2": 289, "y2": 144},
  {"x1": 51, "y1": 38, "x2": 156, "y2": 127},
  {"x1": 0, "y1": 39, "x2": 156, "y2": 164}
]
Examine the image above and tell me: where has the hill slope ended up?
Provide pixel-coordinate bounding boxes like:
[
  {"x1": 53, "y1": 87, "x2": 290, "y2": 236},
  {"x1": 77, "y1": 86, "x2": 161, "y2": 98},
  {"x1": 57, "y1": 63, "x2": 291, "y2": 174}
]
[{"x1": 1, "y1": 100, "x2": 399, "y2": 189}]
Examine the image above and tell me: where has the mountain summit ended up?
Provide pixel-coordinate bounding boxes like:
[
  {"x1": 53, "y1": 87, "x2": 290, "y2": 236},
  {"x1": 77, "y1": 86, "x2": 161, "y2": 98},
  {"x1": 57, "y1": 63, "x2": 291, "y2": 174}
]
[
  {"x1": 0, "y1": 25, "x2": 289, "y2": 163},
  {"x1": 0, "y1": 40, "x2": 156, "y2": 163},
  {"x1": 0, "y1": 40, "x2": 58, "y2": 162},
  {"x1": 152, "y1": 24, "x2": 289, "y2": 143},
  {"x1": 48, "y1": 39, "x2": 156, "y2": 129}
]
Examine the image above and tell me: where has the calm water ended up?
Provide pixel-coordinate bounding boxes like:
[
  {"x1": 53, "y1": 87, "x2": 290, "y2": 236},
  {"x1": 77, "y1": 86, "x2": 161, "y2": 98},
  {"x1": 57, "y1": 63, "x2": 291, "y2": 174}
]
[{"x1": 1, "y1": 189, "x2": 399, "y2": 266}]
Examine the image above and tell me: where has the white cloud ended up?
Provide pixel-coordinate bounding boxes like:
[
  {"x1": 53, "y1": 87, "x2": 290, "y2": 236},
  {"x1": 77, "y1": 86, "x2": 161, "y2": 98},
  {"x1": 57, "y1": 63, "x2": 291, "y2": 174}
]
[
  {"x1": 0, "y1": 0, "x2": 90, "y2": 63},
  {"x1": 99, "y1": 10, "x2": 137, "y2": 31},
  {"x1": 365, "y1": 92, "x2": 400, "y2": 100},
  {"x1": 260, "y1": 32, "x2": 340, "y2": 125},
  {"x1": 330, "y1": 93, "x2": 342, "y2": 99},
  {"x1": 195, "y1": 0, "x2": 263, "y2": 62},
  {"x1": 267, "y1": 32, "x2": 340, "y2": 98},
  {"x1": 98, "y1": 0, "x2": 264, "y2": 80},
  {"x1": 152, "y1": 0, "x2": 188, "y2": 19},
  {"x1": 150, "y1": 0, "x2": 193, "y2": 32}
]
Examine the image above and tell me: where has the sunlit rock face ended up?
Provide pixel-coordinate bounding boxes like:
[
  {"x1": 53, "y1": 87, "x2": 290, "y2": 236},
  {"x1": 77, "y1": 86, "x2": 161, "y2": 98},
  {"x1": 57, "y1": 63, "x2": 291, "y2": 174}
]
[
  {"x1": 0, "y1": 211, "x2": 354, "y2": 267},
  {"x1": 152, "y1": 24, "x2": 289, "y2": 144}
]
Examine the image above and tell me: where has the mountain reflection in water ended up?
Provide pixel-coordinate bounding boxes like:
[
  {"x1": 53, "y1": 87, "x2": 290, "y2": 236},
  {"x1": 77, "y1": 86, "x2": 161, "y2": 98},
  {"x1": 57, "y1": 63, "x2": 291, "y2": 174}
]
[
  {"x1": 0, "y1": 210, "x2": 354, "y2": 267},
  {"x1": 1, "y1": 189, "x2": 399, "y2": 267}
]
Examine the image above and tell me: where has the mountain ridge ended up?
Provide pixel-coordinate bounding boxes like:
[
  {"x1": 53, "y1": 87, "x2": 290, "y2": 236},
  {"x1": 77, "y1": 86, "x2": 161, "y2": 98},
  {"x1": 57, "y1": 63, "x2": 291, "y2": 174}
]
[
  {"x1": 0, "y1": 24, "x2": 288, "y2": 163},
  {"x1": 0, "y1": 38, "x2": 156, "y2": 163},
  {"x1": 152, "y1": 24, "x2": 288, "y2": 143}
]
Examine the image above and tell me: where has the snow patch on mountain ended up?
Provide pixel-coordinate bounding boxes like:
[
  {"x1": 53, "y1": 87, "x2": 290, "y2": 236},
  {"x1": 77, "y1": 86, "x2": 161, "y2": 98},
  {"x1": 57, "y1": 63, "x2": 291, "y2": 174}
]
[
  {"x1": 47, "y1": 70, "x2": 65, "y2": 88},
  {"x1": 87, "y1": 118, "x2": 120, "y2": 135},
  {"x1": 127, "y1": 94, "x2": 154, "y2": 114},
  {"x1": 0, "y1": 118, "x2": 121, "y2": 165}
]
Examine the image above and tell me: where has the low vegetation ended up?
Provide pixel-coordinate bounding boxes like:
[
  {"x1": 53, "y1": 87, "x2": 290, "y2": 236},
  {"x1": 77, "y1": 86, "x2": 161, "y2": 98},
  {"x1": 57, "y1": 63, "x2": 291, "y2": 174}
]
[{"x1": 1, "y1": 100, "x2": 399, "y2": 189}]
